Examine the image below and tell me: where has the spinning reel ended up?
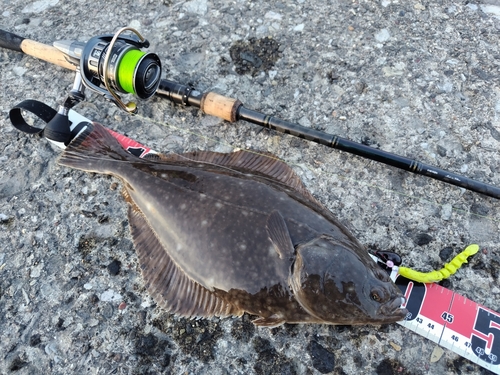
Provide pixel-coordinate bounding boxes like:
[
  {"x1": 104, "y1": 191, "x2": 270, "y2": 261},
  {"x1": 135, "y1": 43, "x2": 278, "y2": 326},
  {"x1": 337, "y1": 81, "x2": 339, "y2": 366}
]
[
  {"x1": 43, "y1": 27, "x2": 162, "y2": 146},
  {"x1": 55, "y1": 27, "x2": 162, "y2": 113}
]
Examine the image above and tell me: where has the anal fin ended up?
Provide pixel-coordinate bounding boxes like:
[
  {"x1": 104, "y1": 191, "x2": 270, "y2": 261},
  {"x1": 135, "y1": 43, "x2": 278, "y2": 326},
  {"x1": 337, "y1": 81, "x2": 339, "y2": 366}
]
[{"x1": 128, "y1": 205, "x2": 242, "y2": 319}]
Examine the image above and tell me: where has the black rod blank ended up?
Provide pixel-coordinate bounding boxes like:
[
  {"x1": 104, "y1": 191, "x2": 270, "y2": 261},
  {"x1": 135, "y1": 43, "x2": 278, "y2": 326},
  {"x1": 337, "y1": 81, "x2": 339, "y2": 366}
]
[{"x1": 238, "y1": 107, "x2": 500, "y2": 198}]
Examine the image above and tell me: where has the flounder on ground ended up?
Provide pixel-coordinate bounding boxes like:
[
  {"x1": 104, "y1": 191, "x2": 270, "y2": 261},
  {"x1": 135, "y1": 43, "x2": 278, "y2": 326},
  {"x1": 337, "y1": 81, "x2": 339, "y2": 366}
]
[{"x1": 58, "y1": 122, "x2": 407, "y2": 327}]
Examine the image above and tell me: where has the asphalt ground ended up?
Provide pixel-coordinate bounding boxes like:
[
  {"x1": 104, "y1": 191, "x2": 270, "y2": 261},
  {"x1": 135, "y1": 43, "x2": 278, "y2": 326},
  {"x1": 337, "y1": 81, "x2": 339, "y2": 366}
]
[{"x1": 1, "y1": 1, "x2": 500, "y2": 374}]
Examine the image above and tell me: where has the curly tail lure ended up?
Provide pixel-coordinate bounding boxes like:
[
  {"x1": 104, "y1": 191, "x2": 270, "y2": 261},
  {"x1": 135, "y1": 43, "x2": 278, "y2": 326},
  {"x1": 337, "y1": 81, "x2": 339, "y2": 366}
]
[{"x1": 397, "y1": 244, "x2": 479, "y2": 283}]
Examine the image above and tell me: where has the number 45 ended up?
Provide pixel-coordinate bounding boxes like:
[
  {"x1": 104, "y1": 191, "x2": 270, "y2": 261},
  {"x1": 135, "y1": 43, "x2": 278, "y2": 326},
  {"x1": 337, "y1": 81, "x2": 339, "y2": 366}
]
[{"x1": 441, "y1": 312, "x2": 454, "y2": 323}]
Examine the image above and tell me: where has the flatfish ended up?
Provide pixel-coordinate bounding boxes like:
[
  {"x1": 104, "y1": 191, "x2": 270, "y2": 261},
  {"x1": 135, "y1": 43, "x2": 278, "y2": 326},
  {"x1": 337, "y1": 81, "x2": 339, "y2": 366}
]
[{"x1": 58, "y1": 122, "x2": 407, "y2": 327}]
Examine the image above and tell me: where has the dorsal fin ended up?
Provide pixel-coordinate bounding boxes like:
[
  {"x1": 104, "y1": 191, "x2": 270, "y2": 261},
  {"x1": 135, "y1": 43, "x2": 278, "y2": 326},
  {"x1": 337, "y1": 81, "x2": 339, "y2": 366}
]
[
  {"x1": 153, "y1": 149, "x2": 324, "y2": 207},
  {"x1": 127, "y1": 203, "x2": 242, "y2": 318}
]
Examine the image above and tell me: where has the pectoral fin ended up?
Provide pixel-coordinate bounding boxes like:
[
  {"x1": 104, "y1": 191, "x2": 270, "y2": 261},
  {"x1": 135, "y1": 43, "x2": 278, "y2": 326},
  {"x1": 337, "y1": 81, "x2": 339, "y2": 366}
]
[{"x1": 266, "y1": 210, "x2": 295, "y2": 259}]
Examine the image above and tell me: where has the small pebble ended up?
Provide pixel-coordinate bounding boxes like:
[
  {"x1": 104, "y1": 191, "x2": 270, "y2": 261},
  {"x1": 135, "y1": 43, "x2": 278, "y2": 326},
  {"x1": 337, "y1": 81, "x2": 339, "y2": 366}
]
[
  {"x1": 0, "y1": 213, "x2": 11, "y2": 223},
  {"x1": 414, "y1": 233, "x2": 434, "y2": 246},
  {"x1": 100, "y1": 289, "x2": 122, "y2": 302},
  {"x1": 439, "y1": 247, "x2": 454, "y2": 261},
  {"x1": 308, "y1": 340, "x2": 336, "y2": 374},
  {"x1": 375, "y1": 28, "x2": 390, "y2": 43},
  {"x1": 294, "y1": 24, "x2": 305, "y2": 32},
  {"x1": 430, "y1": 346, "x2": 444, "y2": 362},
  {"x1": 29, "y1": 334, "x2": 42, "y2": 347},
  {"x1": 13, "y1": 67, "x2": 27, "y2": 76},
  {"x1": 390, "y1": 342, "x2": 401, "y2": 351},
  {"x1": 441, "y1": 204, "x2": 453, "y2": 221},
  {"x1": 89, "y1": 294, "x2": 99, "y2": 304}
]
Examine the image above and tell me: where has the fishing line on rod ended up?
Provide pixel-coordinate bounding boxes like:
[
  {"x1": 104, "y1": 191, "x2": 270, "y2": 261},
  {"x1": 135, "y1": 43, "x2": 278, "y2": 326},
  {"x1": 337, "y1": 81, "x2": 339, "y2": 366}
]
[{"x1": 129, "y1": 111, "x2": 500, "y2": 226}]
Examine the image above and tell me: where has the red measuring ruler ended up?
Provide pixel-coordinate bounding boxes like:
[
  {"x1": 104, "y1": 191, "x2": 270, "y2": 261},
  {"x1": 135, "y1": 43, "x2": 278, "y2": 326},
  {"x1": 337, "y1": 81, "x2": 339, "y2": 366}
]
[{"x1": 384, "y1": 262, "x2": 500, "y2": 373}]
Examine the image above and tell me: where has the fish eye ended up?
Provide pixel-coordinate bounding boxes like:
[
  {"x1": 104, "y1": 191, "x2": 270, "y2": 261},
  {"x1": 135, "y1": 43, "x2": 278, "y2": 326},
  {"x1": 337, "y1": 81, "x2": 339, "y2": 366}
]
[{"x1": 371, "y1": 291, "x2": 381, "y2": 302}]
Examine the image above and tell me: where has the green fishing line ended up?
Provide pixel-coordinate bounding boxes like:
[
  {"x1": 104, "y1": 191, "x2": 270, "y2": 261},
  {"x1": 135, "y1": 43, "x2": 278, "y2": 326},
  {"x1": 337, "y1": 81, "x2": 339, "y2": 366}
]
[{"x1": 117, "y1": 49, "x2": 145, "y2": 95}]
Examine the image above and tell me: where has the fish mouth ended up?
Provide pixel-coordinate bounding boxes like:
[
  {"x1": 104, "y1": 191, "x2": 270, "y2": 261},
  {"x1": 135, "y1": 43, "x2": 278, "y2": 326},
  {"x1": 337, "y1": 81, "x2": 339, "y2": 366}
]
[{"x1": 378, "y1": 296, "x2": 408, "y2": 321}]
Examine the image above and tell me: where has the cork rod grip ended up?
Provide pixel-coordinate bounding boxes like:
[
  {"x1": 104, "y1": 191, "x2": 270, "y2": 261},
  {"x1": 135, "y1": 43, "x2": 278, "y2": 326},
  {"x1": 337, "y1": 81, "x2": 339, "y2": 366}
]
[
  {"x1": 20, "y1": 39, "x2": 76, "y2": 71},
  {"x1": 200, "y1": 92, "x2": 242, "y2": 122}
]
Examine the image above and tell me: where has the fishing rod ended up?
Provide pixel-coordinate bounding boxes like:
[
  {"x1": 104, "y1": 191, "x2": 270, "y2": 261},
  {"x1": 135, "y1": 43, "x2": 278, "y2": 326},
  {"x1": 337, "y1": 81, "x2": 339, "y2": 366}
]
[{"x1": 1, "y1": 27, "x2": 500, "y2": 199}]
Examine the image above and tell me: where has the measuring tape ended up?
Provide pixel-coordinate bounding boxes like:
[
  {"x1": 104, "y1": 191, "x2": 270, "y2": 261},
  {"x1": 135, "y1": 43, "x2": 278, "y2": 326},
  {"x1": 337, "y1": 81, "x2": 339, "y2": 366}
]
[{"x1": 371, "y1": 254, "x2": 500, "y2": 373}]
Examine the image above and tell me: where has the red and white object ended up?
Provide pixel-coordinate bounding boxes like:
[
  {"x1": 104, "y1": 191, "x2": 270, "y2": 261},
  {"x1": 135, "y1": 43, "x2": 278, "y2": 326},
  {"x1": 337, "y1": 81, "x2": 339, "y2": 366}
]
[
  {"x1": 106, "y1": 127, "x2": 156, "y2": 158},
  {"x1": 382, "y1": 260, "x2": 500, "y2": 373}
]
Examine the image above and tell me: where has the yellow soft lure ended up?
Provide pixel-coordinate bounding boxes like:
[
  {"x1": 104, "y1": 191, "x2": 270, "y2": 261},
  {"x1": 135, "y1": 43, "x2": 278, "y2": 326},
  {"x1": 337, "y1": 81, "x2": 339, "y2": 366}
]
[{"x1": 397, "y1": 244, "x2": 479, "y2": 283}]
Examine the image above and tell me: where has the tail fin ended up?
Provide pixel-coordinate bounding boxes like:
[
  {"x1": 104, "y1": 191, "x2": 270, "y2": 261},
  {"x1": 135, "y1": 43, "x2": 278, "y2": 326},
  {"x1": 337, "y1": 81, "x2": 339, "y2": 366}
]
[{"x1": 58, "y1": 122, "x2": 135, "y2": 174}]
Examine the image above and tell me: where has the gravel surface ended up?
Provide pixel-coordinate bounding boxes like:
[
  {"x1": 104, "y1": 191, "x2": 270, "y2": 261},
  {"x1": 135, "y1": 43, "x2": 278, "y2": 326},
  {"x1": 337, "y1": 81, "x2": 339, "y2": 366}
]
[{"x1": 1, "y1": 1, "x2": 500, "y2": 374}]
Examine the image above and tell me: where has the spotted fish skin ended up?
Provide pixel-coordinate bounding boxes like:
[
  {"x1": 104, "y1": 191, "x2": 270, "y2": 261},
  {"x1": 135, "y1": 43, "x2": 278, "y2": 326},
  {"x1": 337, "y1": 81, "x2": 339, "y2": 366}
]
[{"x1": 59, "y1": 123, "x2": 407, "y2": 327}]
